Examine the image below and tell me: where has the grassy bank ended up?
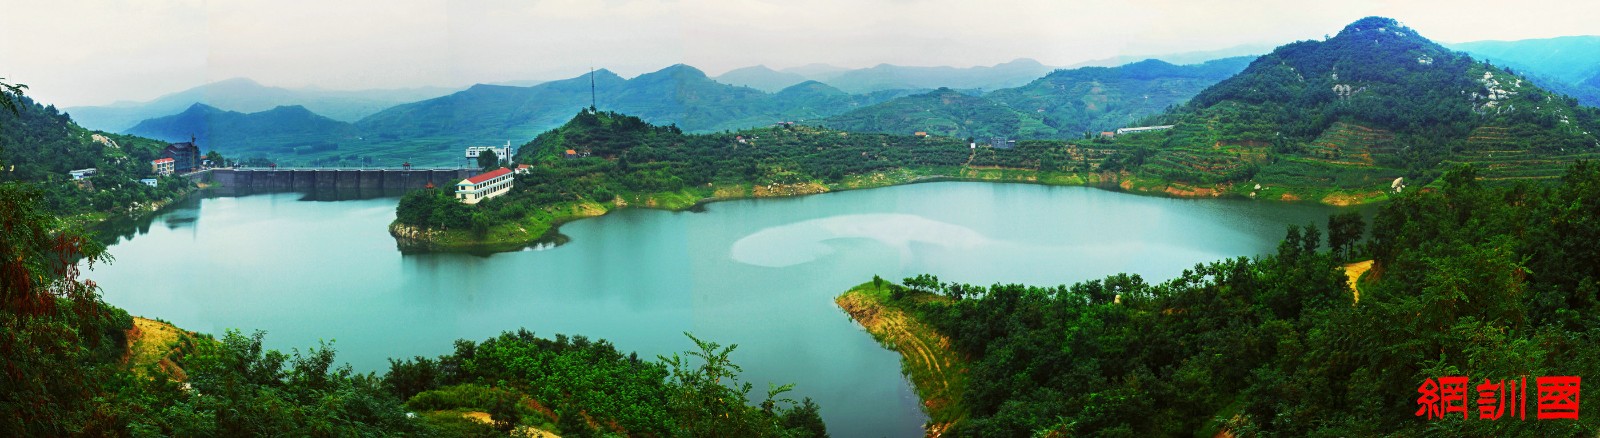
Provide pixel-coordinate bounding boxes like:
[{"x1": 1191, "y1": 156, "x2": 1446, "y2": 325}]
[
  {"x1": 836, "y1": 281, "x2": 969, "y2": 436},
  {"x1": 123, "y1": 316, "x2": 210, "y2": 380}
]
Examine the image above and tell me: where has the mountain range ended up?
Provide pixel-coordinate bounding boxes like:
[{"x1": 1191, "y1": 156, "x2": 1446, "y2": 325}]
[
  {"x1": 117, "y1": 66, "x2": 922, "y2": 163},
  {"x1": 125, "y1": 103, "x2": 360, "y2": 158},
  {"x1": 822, "y1": 57, "x2": 1253, "y2": 139},
  {"x1": 354, "y1": 65, "x2": 915, "y2": 156},
  {"x1": 715, "y1": 59, "x2": 1055, "y2": 94},
  {"x1": 64, "y1": 78, "x2": 459, "y2": 132},
  {"x1": 55, "y1": 27, "x2": 1600, "y2": 167}
]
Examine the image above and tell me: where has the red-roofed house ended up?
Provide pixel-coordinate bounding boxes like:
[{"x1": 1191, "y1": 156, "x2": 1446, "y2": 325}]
[
  {"x1": 152, "y1": 157, "x2": 176, "y2": 176},
  {"x1": 456, "y1": 167, "x2": 513, "y2": 204}
]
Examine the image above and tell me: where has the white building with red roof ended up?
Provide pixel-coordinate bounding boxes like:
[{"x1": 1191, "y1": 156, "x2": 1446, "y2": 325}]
[
  {"x1": 151, "y1": 157, "x2": 175, "y2": 176},
  {"x1": 456, "y1": 167, "x2": 514, "y2": 204}
]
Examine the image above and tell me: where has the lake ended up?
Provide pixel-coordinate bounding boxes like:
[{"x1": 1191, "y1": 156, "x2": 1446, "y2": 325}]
[{"x1": 90, "y1": 181, "x2": 1359, "y2": 437}]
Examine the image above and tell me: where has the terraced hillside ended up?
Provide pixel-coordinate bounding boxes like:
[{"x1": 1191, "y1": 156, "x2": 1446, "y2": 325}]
[
  {"x1": 1446, "y1": 126, "x2": 1600, "y2": 181},
  {"x1": 1113, "y1": 17, "x2": 1600, "y2": 198}
]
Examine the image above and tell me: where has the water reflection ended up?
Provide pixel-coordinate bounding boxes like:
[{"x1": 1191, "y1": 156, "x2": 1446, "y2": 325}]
[{"x1": 92, "y1": 187, "x2": 406, "y2": 246}]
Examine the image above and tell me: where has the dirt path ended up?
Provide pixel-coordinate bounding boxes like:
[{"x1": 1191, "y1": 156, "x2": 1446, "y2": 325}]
[{"x1": 1344, "y1": 260, "x2": 1373, "y2": 303}]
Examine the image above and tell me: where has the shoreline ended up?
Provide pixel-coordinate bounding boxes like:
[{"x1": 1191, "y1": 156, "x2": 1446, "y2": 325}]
[
  {"x1": 836, "y1": 281, "x2": 969, "y2": 437},
  {"x1": 393, "y1": 167, "x2": 1391, "y2": 255}
]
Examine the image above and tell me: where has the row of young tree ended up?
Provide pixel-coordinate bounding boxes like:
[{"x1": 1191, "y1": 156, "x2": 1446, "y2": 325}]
[{"x1": 882, "y1": 163, "x2": 1600, "y2": 435}]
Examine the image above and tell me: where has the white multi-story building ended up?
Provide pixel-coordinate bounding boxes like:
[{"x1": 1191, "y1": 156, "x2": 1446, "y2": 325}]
[
  {"x1": 465, "y1": 142, "x2": 514, "y2": 164},
  {"x1": 456, "y1": 167, "x2": 514, "y2": 204},
  {"x1": 152, "y1": 157, "x2": 175, "y2": 175},
  {"x1": 1115, "y1": 125, "x2": 1175, "y2": 135}
]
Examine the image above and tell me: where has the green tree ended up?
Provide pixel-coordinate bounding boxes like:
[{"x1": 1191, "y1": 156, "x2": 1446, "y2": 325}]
[
  {"x1": 477, "y1": 149, "x2": 500, "y2": 171},
  {"x1": 1326, "y1": 210, "x2": 1366, "y2": 259},
  {"x1": 0, "y1": 182, "x2": 122, "y2": 435},
  {"x1": 204, "y1": 150, "x2": 225, "y2": 168},
  {"x1": 660, "y1": 333, "x2": 823, "y2": 437},
  {"x1": 0, "y1": 77, "x2": 24, "y2": 114}
]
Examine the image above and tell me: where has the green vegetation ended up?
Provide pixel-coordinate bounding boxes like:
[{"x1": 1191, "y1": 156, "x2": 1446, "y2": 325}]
[
  {"x1": 852, "y1": 162, "x2": 1600, "y2": 435},
  {"x1": 823, "y1": 87, "x2": 1060, "y2": 139},
  {"x1": 0, "y1": 181, "x2": 131, "y2": 435},
  {"x1": 392, "y1": 109, "x2": 981, "y2": 251},
  {"x1": 392, "y1": 17, "x2": 1600, "y2": 253},
  {"x1": 125, "y1": 103, "x2": 360, "y2": 162},
  {"x1": 395, "y1": 43, "x2": 1600, "y2": 251},
  {"x1": 385, "y1": 330, "x2": 827, "y2": 437},
  {"x1": 4, "y1": 82, "x2": 826, "y2": 435},
  {"x1": 1448, "y1": 36, "x2": 1600, "y2": 107},
  {"x1": 1, "y1": 92, "x2": 195, "y2": 223},
  {"x1": 345, "y1": 66, "x2": 911, "y2": 166},
  {"x1": 823, "y1": 58, "x2": 1252, "y2": 140},
  {"x1": 836, "y1": 280, "x2": 969, "y2": 435},
  {"x1": 0, "y1": 173, "x2": 824, "y2": 437},
  {"x1": 0, "y1": 180, "x2": 823, "y2": 436},
  {"x1": 0, "y1": 76, "x2": 25, "y2": 114},
  {"x1": 1119, "y1": 17, "x2": 1600, "y2": 198}
]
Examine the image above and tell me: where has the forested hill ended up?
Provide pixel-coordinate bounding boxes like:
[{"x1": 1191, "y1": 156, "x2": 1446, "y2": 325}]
[
  {"x1": 356, "y1": 66, "x2": 913, "y2": 154},
  {"x1": 820, "y1": 57, "x2": 1251, "y2": 140},
  {"x1": 821, "y1": 88, "x2": 1060, "y2": 139},
  {"x1": 987, "y1": 57, "x2": 1252, "y2": 134},
  {"x1": 1093, "y1": 16, "x2": 1600, "y2": 201},
  {"x1": 126, "y1": 103, "x2": 359, "y2": 159},
  {"x1": 0, "y1": 94, "x2": 192, "y2": 217}
]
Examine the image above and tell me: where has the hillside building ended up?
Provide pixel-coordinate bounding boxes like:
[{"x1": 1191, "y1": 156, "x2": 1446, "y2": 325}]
[
  {"x1": 152, "y1": 157, "x2": 175, "y2": 175},
  {"x1": 1115, "y1": 125, "x2": 1175, "y2": 135},
  {"x1": 162, "y1": 138, "x2": 202, "y2": 173},
  {"x1": 456, "y1": 167, "x2": 514, "y2": 204},
  {"x1": 465, "y1": 142, "x2": 514, "y2": 166},
  {"x1": 69, "y1": 168, "x2": 97, "y2": 180}
]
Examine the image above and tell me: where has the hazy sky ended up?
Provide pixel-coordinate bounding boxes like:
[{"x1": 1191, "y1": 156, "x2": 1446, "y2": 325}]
[{"x1": 4, "y1": 0, "x2": 1597, "y2": 107}]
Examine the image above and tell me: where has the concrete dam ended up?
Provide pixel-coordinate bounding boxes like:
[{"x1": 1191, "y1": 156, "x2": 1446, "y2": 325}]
[{"x1": 203, "y1": 168, "x2": 477, "y2": 190}]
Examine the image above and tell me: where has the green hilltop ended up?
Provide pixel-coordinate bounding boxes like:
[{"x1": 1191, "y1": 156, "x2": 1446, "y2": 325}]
[
  {"x1": 822, "y1": 87, "x2": 1060, "y2": 140},
  {"x1": 126, "y1": 103, "x2": 360, "y2": 160},
  {"x1": 0, "y1": 94, "x2": 196, "y2": 220},
  {"x1": 1112, "y1": 16, "x2": 1600, "y2": 200},
  {"x1": 821, "y1": 57, "x2": 1252, "y2": 139}
]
